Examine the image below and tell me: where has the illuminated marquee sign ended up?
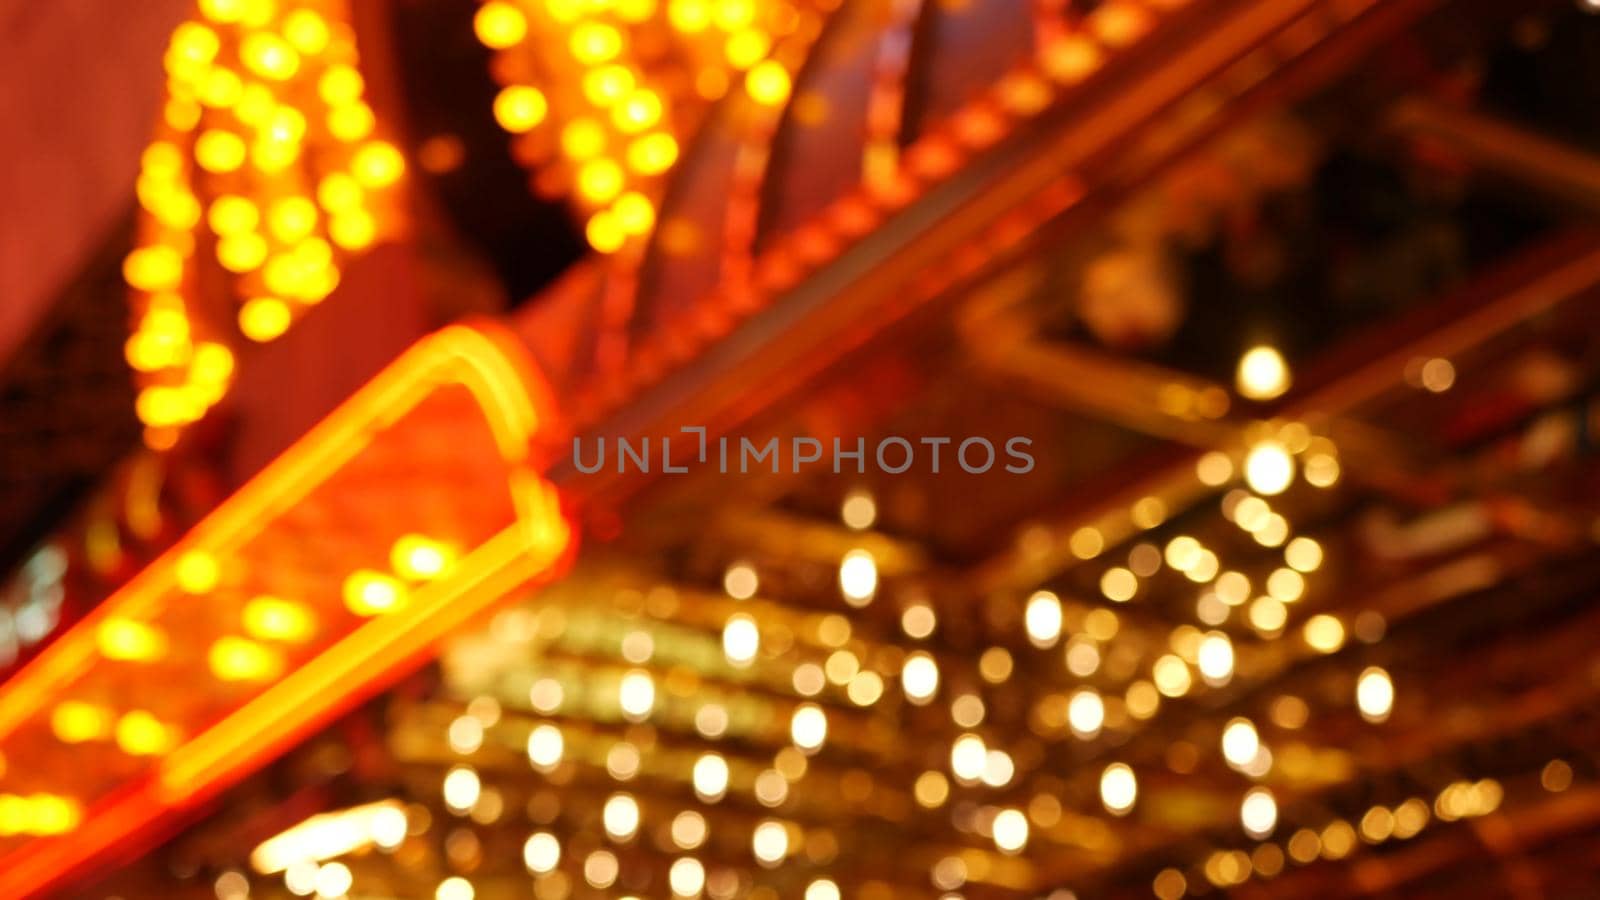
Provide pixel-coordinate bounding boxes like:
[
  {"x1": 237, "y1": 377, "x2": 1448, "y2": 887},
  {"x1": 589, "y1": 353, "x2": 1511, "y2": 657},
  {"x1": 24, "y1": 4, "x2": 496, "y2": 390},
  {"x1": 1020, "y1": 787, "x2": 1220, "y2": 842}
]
[{"x1": 0, "y1": 323, "x2": 574, "y2": 896}]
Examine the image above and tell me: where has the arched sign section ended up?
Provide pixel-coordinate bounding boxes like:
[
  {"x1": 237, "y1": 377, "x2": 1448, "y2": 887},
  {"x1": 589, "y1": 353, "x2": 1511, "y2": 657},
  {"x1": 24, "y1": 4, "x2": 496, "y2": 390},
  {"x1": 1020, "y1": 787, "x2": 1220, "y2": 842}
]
[{"x1": 0, "y1": 323, "x2": 576, "y2": 897}]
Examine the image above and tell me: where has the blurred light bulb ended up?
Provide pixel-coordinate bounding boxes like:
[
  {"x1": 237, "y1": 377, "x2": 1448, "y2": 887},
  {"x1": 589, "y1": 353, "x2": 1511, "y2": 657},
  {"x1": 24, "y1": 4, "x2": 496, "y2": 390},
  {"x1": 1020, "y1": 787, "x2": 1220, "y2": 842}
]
[
  {"x1": 693, "y1": 753, "x2": 729, "y2": 802},
  {"x1": 722, "y1": 613, "x2": 759, "y2": 667},
  {"x1": 950, "y1": 733, "x2": 987, "y2": 783},
  {"x1": 1197, "y1": 631, "x2": 1234, "y2": 686},
  {"x1": 1357, "y1": 667, "x2": 1394, "y2": 722},
  {"x1": 902, "y1": 652, "x2": 940, "y2": 704},
  {"x1": 1024, "y1": 591, "x2": 1063, "y2": 647},
  {"x1": 839, "y1": 549, "x2": 878, "y2": 606},
  {"x1": 992, "y1": 808, "x2": 1029, "y2": 853},
  {"x1": 1068, "y1": 689, "x2": 1104, "y2": 739},
  {"x1": 1101, "y1": 763, "x2": 1137, "y2": 815},
  {"x1": 751, "y1": 820, "x2": 788, "y2": 867},
  {"x1": 1241, "y1": 787, "x2": 1278, "y2": 838},
  {"x1": 790, "y1": 703, "x2": 827, "y2": 753},
  {"x1": 1237, "y1": 345, "x2": 1290, "y2": 400},
  {"x1": 523, "y1": 833, "x2": 560, "y2": 873},
  {"x1": 1245, "y1": 441, "x2": 1295, "y2": 496},
  {"x1": 603, "y1": 793, "x2": 640, "y2": 841},
  {"x1": 619, "y1": 669, "x2": 655, "y2": 721},
  {"x1": 1221, "y1": 718, "x2": 1260, "y2": 768}
]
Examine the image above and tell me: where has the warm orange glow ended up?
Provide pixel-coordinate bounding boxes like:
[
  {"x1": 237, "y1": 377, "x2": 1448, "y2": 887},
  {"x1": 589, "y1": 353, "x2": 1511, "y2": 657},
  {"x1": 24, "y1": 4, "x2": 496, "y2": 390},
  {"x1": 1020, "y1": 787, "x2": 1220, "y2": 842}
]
[{"x1": 0, "y1": 324, "x2": 573, "y2": 897}]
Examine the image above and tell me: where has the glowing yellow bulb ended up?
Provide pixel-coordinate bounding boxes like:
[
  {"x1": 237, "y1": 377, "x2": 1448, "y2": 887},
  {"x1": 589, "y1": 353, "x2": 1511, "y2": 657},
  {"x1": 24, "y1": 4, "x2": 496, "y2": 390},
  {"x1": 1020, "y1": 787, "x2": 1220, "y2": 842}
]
[
  {"x1": 1100, "y1": 566, "x2": 1137, "y2": 602},
  {"x1": 1067, "y1": 688, "x2": 1104, "y2": 738},
  {"x1": 170, "y1": 22, "x2": 220, "y2": 63},
  {"x1": 790, "y1": 703, "x2": 827, "y2": 753},
  {"x1": 243, "y1": 596, "x2": 317, "y2": 642},
  {"x1": 693, "y1": 753, "x2": 729, "y2": 801},
  {"x1": 392, "y1": 534, "x2": 454, "y2": 580},
  {"x1": 1100, "y1": 763, "x2": 1137, "y2": 815},
  {"x1": 602, "y1": 793, "x2": 640, "y2": 840},
  {"x1": 527, "y1": 723, "x2": 564, "y2": 771},
  {"x1": 442, "y1": 765, "x2": 480, "y2": 811},
  {"x1": 209, "y1": 636, "x2": 284, "y2": 681},
  {"x1": 619, "y1": 669, "x2": 655, "y2": 720},
  {"x1": 1024, "y1": 590, "x2": 1063, "y2": 647},
  {"x1": 1236, "y1": 345, "x2": 1290, "y2": 400},
  {"x1": 239, "y1": 297, "x2": 291, "y2": 342},
  {"x1": 562, "y1": 119, "x2": 607, "y2": 160},
  {"x1": 618, "y1": 0, "x2": 657, "y2": 21},
  {"x1": 191, "y1": 342, "x2": 234, "y2": 384},
  {"x1": 669, "y1": 858, "x2": 705, "y2": 897},
  {"x1": 175, "y1": 550, "x2": 220, "y2": 593},
  {"x1": 1248, "y1": 595, "x2": 1287, "y2": 634},
  {"x1": 1221, "y1": 717, "x2": 1259, "y2": 767},
  {"x1": 1196, "y1": 631, "x2": 1234, "y2": 685},
  {"x1": 51, "y1": 702, "x2": 113, "y2": 744},
  {"x1": 319, "y1": 65, "x2": 365, "y2": 105},
  {"x1": 329, "y1": 210, "x2": 377, "y2": 249},
  {"x1": 1303, "y1": 614, "x2": 1345, "y2": 653},
  {"x1": 353, "y1": 141, "x2": 405, "y2": 188},
  {"x1": 578, "y1": 158, "x2": 625, "y2": 203},
  {"x1": 745, "y1": 61, "x2": 792, "y2": 106},
  {"x1": 571, "y1": 23, "x2": 623, "y2": 63},
  {"x1": 124, "y1": 245, "x2": 185, "y2": 292},
  {"x1": 136, "y1": 386, "x2": 199, "y2": 427},
  {"x1": 1244, "y1": 440, "x2": 1295, "y2": 496},
  {"x1": 208, "y1": 195, "x2": 259, "y2": 236},
  {"x1": 612, "y1": 90, "x2": 662, "y2": 133},
  {"x1": 268, "y1": 197, "x2": 318, "y2": 242},
  {"x1": 586, "y1": 211, "x2": 627, "y2": 253},
  {"x1": 751, "y1": 820, "x2": 788, "y2": 866},
  {"x1": 583, "y1": 66, "x2": 635, "y2": 106},
  {"x1": 344, "y1": 569, "x2": 407, "y2": 615},
  {"x1": 722, "y1": 613, "x2": 760, "y2": 667},
  {"x1": 234, "y1": 84, "x2": 275, "y2": 126},
  {"x1": 318, "y1": 173, "x2": 364, "y2": 212},
  {"x1": 475, "y1": 2, "x2": 528, "y2": 48},
  {"x1": 1356, "y1": 666, "x2": 1394, "y2": 722},
  {"x1": 1152, "y1": 654, "x2": 1191, "y2": 697},
  {"x1": 1241, "y1": 787, "x2": 1278, "y2": 838},
  {"x1": 669, "y1": 0, "x2": 712, "y2": 31},
  {"x1": 725, "y1": 28, "x2": 771, "y2": 69},
  {"x1": 328, "y1": 102, "x2": 376, "y2": 142},
  {"x1": 902, "y1": 652, "x2": 939, "y2": 704},
  {"x1": 1285, "y1": 536, "x2": 1323, "y2": 572},
  {"x1": 524, "y1": 833, "x2": 561, "y2": 873},
  {"x1": 612, "y1": 192, "x2": 656, "y2": 234},
  {"x1": 116, "y1": 710, "x2": 174, "y2": 756},
  {"x1": 217, "y1": 233, "x2": 269, "y2": 273},
  {"x1": 199, "y1": 0, "x2": 245, "y2": 23},
  {"x1": 282, "y1": 9, "x2": 330, "y2": 54},
  {"x1": 241, "y1": 33, "x2": 299, "y2": 80},
  {"x1": 627, "y1": 132, "x2": 678, "y2": 174},
  {"x1": 838, "y1": 548, "x2": 877, "y2": 605},
  {"x1": 992, "y1": 808, "x2": 1029, "y2": 854},
  {"x1": 493, "y1": 85, "x2": 548, "y2": 133},
  {"x1": 723, "y1": 561, "x2": 758, "y2": 598}
]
